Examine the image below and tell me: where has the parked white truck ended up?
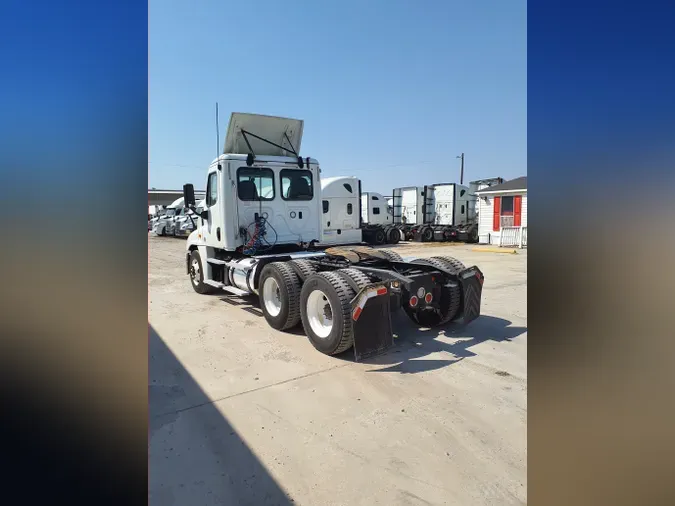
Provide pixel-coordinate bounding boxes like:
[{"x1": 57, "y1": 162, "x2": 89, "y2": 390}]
[
  {"x1": 152, "y1": 197, "x2": 186, "y2": 236},
  {"x1": 181, "y1": 113, "x2": 485, "y2": 359},
  {"x1": 392, "y1": 183, "x2": 478, "y2": 242},
  {"x1": 319, "y1": 176, "x2": 400, "y2": 246}
]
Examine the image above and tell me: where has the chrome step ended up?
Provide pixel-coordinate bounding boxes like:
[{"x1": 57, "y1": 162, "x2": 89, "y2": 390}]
[
  {"x1": 222, "y1": 285, "x2": 249, "y2": 296},
  {"x1": 206, "y1": 258, "x2": 227, "y2": 265},
  {"x1": 203, "y1": 279, "x2": 249, "y2": 296}
]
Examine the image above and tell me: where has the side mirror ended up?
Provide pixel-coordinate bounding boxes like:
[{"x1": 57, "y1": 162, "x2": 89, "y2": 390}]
[
  {"x1": 183, "y1": 183, "x2": 196, "y2": 207},
  {"x1": 199, "y1": 210, "x2": 209, "y2": 220}
]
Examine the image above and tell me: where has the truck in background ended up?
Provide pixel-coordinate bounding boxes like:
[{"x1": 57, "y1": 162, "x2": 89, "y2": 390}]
[
  {"x1": 152, "y1": 197, "x2": 184, "y2": 236},
  {"x1": 319, "y1": 176, "x2": 400, "y2": 246},
  {"x1": 392, "y1": 182, "x2": 479, "y2": 243}
]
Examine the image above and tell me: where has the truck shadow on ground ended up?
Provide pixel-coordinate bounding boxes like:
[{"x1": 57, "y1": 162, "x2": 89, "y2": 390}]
[
  {"x1": 149, "y1": 324, "x2": 293, "y2": 506},
  {"x1": 210, "y1": 295, "x2": 526, "y2": 372},
  {"x1": 336, "y1": 314, "x2": 527, "y2": 374}
]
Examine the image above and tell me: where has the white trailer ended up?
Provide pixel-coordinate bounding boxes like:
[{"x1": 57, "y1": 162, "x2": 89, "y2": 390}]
[{"x1": 181, "y1": 112, "x2": 485, "y2": 359}]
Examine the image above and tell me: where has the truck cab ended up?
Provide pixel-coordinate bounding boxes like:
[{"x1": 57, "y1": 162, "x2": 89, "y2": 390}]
[
  {"x1": 186, "y1": 113, "x2": 321, "y2": 253},
  {"x1": 360, "y1": 192, "x2": 393, "y2": 226},
  {"x1": 319, "y1": 176, "x2": 363, "y2": 245}
]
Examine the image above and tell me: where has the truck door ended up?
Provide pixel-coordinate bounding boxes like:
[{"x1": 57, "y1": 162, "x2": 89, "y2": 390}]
[
  {"x1": 276, "y1": 167, "x2": 320, "y2": 243},
  {"x1": 204, "y1": 168, "x2": 224, "y2": 247}
]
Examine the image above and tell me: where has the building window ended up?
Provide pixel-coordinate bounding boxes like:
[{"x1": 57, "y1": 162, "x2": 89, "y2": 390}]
[
  {"x1": 373, "y1": 207, "x2": 380, "y2": 215},
  {"x1": 500, "y1": 196, "x2": 514, "y2": 227},
  {"x1": 347, "y1": 203, "x2": 353, "y2": 215},
  {"x1": 281, "y1": 169, "x2": 313, "y2": 200},
  {"x1": 237, "y1": 167, "x2": 274, "y2": 201},
  {"x1": 323, "y1": 200, "x2": 329, "y2": 214}
]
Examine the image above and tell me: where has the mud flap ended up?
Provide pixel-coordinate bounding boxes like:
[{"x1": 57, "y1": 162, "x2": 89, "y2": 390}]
[
  {"x1": 458, "y1": 267, "x2": 484, "y2": 324},
  {"x1": 350, "y1": 284, "x2": 394, "y2": 361}
]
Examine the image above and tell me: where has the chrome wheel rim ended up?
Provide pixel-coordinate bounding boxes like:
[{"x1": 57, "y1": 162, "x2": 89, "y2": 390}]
[
  {"x1": 262, "y1": 277, "x2": 282, "y2": 317},
  {"x1": 306, "y1": 289, "x2": 334, "y2": 338}
]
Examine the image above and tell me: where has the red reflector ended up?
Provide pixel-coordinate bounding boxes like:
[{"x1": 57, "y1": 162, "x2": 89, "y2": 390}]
[
  {"x1": 424, "y1": 293, "x2": 433, "y2": 303},
  {"x1": 376, "y1": 287, "x2": 387, "y2": 296},
  {"x1": 409, "y1": 295, "x2": 418, "y2": 307},
  {"x1": 352, "y1": 306, "x2": 363, "y2": 321}
]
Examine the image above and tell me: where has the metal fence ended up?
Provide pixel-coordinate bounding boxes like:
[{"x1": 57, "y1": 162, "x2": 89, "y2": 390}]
[{"x1": 499, "y1": 226, "x2": 527, "y2": 248}]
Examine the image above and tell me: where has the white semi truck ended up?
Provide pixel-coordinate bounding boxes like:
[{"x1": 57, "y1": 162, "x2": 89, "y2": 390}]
[
  {"x1": 181, "y1": 113, "x2": 485, "y2": 359},
  {"x1": 319, "y1": 176, "x2": 400, "y2": 246},
  {"x1": 392, "y1": 183, "x2": 478, "y2": 242},
  {"x1": 152, "y1": 197, "x2": 189, "y2": 237}
]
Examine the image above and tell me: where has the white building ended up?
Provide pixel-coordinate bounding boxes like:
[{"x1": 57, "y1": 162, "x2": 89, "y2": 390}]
[{"x1": 475, "y1": 176, "x2": 527, "y2": 247}]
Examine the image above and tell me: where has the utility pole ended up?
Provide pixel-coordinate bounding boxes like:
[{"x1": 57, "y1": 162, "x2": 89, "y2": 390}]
[{"x1": 457, "y1": 153, "x2": 465, "y2": 184}]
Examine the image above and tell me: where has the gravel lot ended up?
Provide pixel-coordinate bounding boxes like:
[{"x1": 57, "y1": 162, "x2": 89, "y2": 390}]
[{"x1": 149, "y1": 236, "x2": 527, "y2": 506}]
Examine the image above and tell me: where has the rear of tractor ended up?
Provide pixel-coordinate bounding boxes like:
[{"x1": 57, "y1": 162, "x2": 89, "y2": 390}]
[{"x1": 256, "y1": 247, "x2": 484, "y2": 360}]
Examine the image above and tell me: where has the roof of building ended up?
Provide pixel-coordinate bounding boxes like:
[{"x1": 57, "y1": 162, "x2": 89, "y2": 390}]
[{"x1": 475, "y1": 176, "x2": 527, "y2": 193}]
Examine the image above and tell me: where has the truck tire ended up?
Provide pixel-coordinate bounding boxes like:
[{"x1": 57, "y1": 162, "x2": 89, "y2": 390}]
[
  {"x1": 403, "y1": 257, "x2": 461, "y2": 326},
  {"x1": 300, "y1": 271, "x2": 356, "y2": 355},
  {"x1": 336, "y1": 268, "x2": 371, "y2": 292},
  {"x1": 469, "y1": 226, "x2": 479, "y2": 243},
  {"x1": 378, "y1": 249, "x2": 403, "y2": 262},
  {"x1": 421, "y1": 226, "x2": 434, "y2": 242},
  {"x1": 386, "y1": 226, "x2": 400, "y2": 244},
  {"x1": 431, "y1": 255, "x2": 466, "y2": 271},
  {"x1": 374, "y1": 227, "x2": 387, "y2": 245},
  {"x1": 258, "y1": 262, "x2": 302, "y2": 330},
  {"x1": 289, "y1": 259, "x2": 318, "y2": 281},
  {"x1": 159, "y1": 226, "x2": 166, "y2": 237},
  {"x1": 189, "y1": 250, "x2": 214, "y2": 295}
]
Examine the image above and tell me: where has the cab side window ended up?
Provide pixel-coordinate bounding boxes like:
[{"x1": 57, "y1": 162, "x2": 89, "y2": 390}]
[{"x1": 206, "y1": 172, "x2": 218, "y2": 206}]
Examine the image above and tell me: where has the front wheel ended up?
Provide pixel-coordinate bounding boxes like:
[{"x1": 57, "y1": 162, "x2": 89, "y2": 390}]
[{"x1": 189, "y1": 250, "x2": 213, "y2": 294}]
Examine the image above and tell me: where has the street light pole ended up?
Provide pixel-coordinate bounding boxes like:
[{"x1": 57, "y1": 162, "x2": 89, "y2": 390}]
[{"x1": 457, "y1": 153, "x2": 465, "y2": 184}]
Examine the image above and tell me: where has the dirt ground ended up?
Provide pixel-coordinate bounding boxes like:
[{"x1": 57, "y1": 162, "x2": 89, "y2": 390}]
[{"x1": 149, "y1": 236, "x2": 527, "y2": 506}]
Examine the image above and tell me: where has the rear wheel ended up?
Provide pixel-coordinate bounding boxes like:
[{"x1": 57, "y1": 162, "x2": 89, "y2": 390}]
[
  {"x1": 300, "y1": 272, "x2": 356, "y2": 355},
  {"x1": 374, "y1": 227, "x2": 387, "y2": 245},
  {"x1": 289, "y1": 259, "x2": 318, "y2": 280},
  {"x1": 258, "y1": 262, "x2": 302, "y2": 330},
  {"x1": 387, "y1": 226, "x2": 400, "y2": 244},
  {"x1": 431, "y1": 255, "x2": 466, "y2": 271},
  {"x1": 336, "y1": 268, "x2": 371, "y2": 291},
  {"x1": 378, "y1": 249, "x2": 403, "y2": 262},
  {"x1": 421, "y1": 226, "x2": 434, "y2": 242},
  {"x1": 403, "y1": 257, "x2": 461, "y2": 327}
]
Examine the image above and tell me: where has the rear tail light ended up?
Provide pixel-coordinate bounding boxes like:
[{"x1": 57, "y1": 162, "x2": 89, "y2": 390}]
[
  {"x1": 424, "y1": 293, "x2": 433, "y2": 303},
  {"x1": 409, "y1": 295, "x2": 418, "y2": 307}
]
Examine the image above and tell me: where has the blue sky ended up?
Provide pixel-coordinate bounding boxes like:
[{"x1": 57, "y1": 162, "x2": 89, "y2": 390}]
[{"x1": 149, "y1": 0, "x2": 526, "y2": 193}]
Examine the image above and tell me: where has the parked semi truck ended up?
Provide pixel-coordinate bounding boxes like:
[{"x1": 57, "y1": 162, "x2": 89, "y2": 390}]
[
  {"x1": 152, "y1": 198, "x2": 185, "y2": 236},
  {"x1": 181, "y1": 113, "x2": 484, "y2": 359},
  {"x1": 319, "y1": 176, "x2": 400, "y2": 246},
  {"x1": 393, "y1": 183, "x2": 479, "y2": 243}
]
